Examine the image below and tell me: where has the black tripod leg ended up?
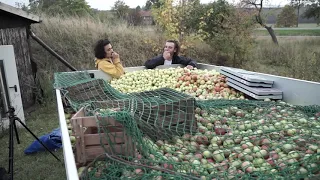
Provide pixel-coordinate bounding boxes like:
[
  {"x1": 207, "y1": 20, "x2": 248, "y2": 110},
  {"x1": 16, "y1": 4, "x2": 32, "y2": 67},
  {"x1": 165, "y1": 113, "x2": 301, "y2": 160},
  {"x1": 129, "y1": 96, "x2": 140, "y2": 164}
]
[
  {"x1": 8, "y1": 117, "x2": 14, "y2": 180},
  {"x1": 13, "y1": 120, "x2": 20, "y2": 144},
  {"x1": 14, "y1": 117, "x2": 61, "y2": 162}
]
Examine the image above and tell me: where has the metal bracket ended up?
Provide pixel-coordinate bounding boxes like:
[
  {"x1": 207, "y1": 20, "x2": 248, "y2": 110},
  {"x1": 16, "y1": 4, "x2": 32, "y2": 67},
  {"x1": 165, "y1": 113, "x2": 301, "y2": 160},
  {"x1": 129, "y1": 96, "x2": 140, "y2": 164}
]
[{"x1": 9, "y1": 85, "x2": 17, "y2": 92}]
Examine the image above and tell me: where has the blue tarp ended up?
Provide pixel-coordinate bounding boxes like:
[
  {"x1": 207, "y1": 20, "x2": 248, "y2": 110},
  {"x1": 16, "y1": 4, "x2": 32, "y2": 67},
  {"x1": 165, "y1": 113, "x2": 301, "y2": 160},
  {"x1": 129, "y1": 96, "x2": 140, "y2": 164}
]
[{"x1": 24, "y1": 128, "x2": 62, "y2": 154}]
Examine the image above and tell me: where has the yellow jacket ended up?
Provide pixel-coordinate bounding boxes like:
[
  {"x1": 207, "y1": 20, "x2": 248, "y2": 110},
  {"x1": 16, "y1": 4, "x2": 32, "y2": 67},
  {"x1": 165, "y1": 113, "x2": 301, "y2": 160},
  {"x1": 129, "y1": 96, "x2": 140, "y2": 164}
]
[{"x1": 95, "y1": 57, "x2": 125, "y2": 79}]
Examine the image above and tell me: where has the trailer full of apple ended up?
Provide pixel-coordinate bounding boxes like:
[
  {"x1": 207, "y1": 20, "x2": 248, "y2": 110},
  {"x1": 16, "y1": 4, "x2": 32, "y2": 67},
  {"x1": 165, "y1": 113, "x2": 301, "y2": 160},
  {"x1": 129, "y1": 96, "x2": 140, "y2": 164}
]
[{"x1": 59, "y1": 67, "x2": 320, "y2": 180}]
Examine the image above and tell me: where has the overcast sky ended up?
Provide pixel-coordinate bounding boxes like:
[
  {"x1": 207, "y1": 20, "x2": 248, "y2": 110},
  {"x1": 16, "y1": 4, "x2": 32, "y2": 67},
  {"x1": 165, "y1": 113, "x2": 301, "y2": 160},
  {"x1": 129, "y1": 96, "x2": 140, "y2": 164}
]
[{"x1": 0, "y1": 0, "x2": 290, "y2": 10}]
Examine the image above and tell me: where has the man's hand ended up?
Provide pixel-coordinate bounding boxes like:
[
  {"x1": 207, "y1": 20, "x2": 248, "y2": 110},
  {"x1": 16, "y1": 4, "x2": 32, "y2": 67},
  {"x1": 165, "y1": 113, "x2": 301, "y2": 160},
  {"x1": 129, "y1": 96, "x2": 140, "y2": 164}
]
[
  {"x1": 111, "y1": 52, "x2": 119, "y2": 60},
  {"x1": 163, "y1": 51, "x2": 171, "y2": 60},
  {"x1": 186, "y1": 65, "x2": 194, "y2": 69}
]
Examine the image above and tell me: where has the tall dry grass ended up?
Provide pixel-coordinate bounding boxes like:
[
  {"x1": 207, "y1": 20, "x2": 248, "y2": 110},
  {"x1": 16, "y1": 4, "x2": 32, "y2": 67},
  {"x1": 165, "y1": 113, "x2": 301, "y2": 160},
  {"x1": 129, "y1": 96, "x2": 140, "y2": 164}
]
[
  {"x1": 29, "y1": 15, "x2": 320, "y2": 101},
  {"x1": 29, "y1": 15, "x2": 214, "y2": 99},
  {"x1": 243, "y1": 37, "x2": 320, "y2": 82}
]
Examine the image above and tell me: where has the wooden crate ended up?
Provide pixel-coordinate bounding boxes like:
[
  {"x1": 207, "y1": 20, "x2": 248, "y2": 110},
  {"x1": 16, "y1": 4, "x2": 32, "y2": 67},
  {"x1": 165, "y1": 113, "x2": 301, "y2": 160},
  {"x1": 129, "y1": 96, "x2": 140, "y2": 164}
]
[{"x1": 71, "y1": 107, "x2": 135, "y2": 166}]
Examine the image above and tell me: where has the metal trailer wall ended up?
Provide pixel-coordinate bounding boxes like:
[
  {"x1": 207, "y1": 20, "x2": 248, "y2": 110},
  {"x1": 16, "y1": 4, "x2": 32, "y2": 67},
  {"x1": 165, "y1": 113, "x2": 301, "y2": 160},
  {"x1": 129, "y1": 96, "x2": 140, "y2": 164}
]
[{"x1": 56, "y1": 64, "x2": 320, "y2": 180}]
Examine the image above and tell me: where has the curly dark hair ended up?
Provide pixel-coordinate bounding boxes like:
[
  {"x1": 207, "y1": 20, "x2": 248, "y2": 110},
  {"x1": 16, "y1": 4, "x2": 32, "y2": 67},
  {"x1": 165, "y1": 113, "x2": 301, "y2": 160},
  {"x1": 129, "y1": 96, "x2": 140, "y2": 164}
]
[
  {"x1": 166, "y1": 40, "x2": 180, "y2": 56},
  {"x1": 94, "y1": 39, "x2": 111, "y2": 59}
]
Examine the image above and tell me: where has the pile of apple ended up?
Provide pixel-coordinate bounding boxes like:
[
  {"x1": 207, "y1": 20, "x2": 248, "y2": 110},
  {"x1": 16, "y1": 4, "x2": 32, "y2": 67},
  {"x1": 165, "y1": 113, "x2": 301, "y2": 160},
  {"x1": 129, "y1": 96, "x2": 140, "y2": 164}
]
[
  {"x1": 125, "y1": 102, "x2": 320, "y2": 179},
  {"x1": 110, "y1": 67, "x2": 245, "y2": 100},
  {"x1": 65, "y1": 113, "x2": 76, "y2": 146},
  {"x1": 80, "y1": 102, "x2": 320, "y2": 179},
  {"x1": 173, "y1": 68, "x2": 244, "y2": 100}
]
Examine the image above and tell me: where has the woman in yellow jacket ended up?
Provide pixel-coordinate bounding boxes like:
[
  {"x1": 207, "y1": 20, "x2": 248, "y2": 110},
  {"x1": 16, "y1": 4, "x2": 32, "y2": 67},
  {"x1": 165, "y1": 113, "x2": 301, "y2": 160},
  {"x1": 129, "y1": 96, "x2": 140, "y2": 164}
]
[{"x1": 94, "y1": 39, "x2": 124, "y2": 79}]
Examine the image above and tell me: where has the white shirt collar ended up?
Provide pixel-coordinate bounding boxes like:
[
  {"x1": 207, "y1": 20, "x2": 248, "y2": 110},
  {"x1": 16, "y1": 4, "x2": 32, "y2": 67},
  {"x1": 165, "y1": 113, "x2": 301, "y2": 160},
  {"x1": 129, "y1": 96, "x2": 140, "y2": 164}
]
[{"x1": 164, "y1": 59, "x2": 172, "y2": 65}]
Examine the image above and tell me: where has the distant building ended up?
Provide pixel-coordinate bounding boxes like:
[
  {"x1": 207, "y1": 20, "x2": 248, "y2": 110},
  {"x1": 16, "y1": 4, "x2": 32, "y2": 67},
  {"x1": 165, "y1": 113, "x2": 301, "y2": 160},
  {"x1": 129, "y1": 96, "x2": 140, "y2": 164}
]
[{"x1": 139, "y1": 10, "x2": 154, "y2": 25}]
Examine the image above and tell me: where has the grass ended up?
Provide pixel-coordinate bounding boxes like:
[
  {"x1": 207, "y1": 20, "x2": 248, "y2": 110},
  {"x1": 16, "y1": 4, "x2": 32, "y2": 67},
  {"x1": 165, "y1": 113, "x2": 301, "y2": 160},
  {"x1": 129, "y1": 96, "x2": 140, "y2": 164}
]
[
  {"x1": 253, "y1": 29, "x2": 320, "y2": 36},
  {"x1": 266, "y1": 23, "x2": 320, "y2": 28},
  {"x1": 243, "y1": 38, "x2": 320, "y2": 82},
  {"x1": 0, "y1": 103, "x2": 66, "y2": 180}
]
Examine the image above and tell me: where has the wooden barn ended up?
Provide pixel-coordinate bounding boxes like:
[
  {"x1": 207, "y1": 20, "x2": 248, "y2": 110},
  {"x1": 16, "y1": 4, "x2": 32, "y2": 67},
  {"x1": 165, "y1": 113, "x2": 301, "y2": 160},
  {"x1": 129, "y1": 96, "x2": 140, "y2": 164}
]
[{"x1": 0, "y1": 2, "x2": 41, "y2": 109}]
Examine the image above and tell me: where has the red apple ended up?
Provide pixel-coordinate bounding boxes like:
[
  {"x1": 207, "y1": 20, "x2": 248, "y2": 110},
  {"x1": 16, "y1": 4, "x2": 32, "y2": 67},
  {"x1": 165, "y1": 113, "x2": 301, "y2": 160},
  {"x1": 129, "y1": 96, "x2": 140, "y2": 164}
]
[
  {"x1": 215, "y1": 128, "x2": 226, "y2": 135},
  {"x1": 207, "y1": 158, "x2": 214, "y2": 163},
  {"x1": 135, "y1": 169, "x2": 143, "y2": 175},
  {"x1": 267, "y1": 158, "x2": 276, "y2": 166},
  {"x1": 163, "y1": 163, "x2": 173, "y2": 170}
]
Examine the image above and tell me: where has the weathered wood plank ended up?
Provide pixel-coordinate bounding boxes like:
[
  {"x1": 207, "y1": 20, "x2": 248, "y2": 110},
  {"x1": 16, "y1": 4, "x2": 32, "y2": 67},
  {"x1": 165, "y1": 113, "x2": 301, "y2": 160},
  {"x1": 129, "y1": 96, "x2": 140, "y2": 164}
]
[{"x1": 0, "y1": 27, "x2": 36, "y2": 108}]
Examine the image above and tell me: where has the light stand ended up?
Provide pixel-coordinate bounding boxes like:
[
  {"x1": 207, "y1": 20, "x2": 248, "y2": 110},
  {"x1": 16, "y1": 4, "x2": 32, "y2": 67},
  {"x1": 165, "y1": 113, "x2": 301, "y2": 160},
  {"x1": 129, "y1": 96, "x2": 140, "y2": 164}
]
[{"x1": 6, "y1": 106, "x2": 61, "y2": 180}]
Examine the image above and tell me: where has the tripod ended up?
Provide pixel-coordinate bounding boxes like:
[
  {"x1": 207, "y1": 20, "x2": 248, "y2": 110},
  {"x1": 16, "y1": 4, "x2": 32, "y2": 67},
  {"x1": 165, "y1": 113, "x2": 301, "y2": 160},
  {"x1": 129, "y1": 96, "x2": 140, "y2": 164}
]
[{"x1": 6, "y1": 106, "x2": 61, "y2": 180}]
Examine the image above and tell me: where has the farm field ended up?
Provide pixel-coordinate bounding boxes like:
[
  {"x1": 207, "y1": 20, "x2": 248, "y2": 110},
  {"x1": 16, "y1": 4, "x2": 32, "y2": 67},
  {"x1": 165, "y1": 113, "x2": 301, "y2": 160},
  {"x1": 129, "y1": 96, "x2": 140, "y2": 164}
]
[
  {"x1": 253, "y1": 29, "x2": 320, "y2": 36},
  {"x1": 253, "y1": 23, "x2": 320, "y2": 36},
  {"x1": 264, "y1": 23, "x2": 320, "y2": 29}
]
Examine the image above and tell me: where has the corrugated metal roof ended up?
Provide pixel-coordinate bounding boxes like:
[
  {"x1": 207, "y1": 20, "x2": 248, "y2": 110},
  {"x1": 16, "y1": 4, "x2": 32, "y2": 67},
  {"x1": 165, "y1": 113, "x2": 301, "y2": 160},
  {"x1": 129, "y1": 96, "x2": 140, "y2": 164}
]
[{"x1": 139, "y1": 10, "x2": 152, "y2": 17}]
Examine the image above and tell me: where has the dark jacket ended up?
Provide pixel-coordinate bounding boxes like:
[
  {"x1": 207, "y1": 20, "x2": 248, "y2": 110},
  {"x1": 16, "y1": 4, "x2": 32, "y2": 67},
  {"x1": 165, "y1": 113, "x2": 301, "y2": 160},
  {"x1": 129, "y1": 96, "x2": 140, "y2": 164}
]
[{"x1": 144, "y1": 54, "x2": 197, "y2": 69}]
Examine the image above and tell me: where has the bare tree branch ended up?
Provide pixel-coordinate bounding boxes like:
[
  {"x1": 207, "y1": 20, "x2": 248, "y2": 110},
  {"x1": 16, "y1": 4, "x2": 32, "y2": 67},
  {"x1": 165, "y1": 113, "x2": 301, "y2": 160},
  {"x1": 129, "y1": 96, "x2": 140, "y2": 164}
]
[{"x1": 241, "y1": 0, "x2": 278, "y2": 44}]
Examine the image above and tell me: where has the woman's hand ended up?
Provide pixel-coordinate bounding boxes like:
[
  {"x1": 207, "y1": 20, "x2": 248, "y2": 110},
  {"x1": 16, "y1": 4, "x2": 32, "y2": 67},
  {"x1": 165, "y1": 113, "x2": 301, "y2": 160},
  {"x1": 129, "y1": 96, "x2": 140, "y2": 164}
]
[
  {"x1": 186, "y1": 65, "x2": 194, "y2": 69},
  {"x1": 112, "y1": 52, "x2": 119, "y2": 60}
]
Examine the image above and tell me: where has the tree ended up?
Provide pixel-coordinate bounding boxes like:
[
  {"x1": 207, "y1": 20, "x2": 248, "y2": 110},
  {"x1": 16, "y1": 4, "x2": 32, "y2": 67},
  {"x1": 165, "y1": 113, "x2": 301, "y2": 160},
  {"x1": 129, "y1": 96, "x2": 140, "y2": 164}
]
[
  {"x1": 15, "y1": 2, "x2": 29, "y2": 11},
  {"x1": 144, "y1": 1, "x2": 153, "y2": 10},
  {"x1": 127, "y1": 7, "x2": 143, "y2": 26},
  {"x1": 302, "y1": 0, "x2": 320, "y2": 25},
  {"x1": 112, "y1": 0, "x2": 130, "y2": 19},
  {"x1": 144, "y1": 0, "x2": 162, "y2": 10},
  {"x1": 66, "y1": 0, "x2": 93, "y2": 16},
  {"x1": 198, "y1": 0, "x2": 232, "y2": 38},
  {"x1": 183, "y1": 0, "x2": 205, "y2": 33},
  {"x1": 152, "y1": 0, "x2": 196, "y2": 43},
  {"x1": 198, "y1": 0, "x2": 256, "y2": 67},
  {"x1": 241, "y1": 0, "x2": 278, "y2": 44},
  {"x1": 150, "y1": 0, "x2": 255, "y2": 66},
  {"x1": 276, "y1": 5, "x2": 297, "y2": 27},
  {"x1": 150, "y1": 0, "x2": 205, "y2": 55},
  {"x1": 27, "y1": 0, "x2": 93, "y2": 16},
  {"x1": 290, "y1": 0, "x2": 312, "y2": 27}
]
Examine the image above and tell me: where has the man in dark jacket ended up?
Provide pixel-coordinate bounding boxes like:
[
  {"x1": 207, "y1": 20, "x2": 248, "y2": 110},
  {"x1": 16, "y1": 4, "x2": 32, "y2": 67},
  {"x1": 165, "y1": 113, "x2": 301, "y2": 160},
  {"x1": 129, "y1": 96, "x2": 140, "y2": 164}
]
[{"x1": 144, "y1": 40, "x2": 197, "y2": 69}]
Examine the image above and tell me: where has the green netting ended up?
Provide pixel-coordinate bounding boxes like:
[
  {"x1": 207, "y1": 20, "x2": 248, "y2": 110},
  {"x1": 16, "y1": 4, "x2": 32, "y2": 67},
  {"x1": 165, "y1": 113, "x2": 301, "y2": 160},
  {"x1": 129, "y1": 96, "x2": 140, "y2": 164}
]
[
  {"x1": 79, "y1": 154, "x2": 320, "y2": 180},
  {"x1": 54, "y1": 71, "x2": 92, "y2": 89},
  {"x1": 79, "y1": 100, "x2": 320, "y2": 180},
  {"x1": 60, "y1": 78, "x2": 129, "y2": 111},
  {"x1": 129, "y1": 88, "x2": 197, "y2": 142},
  {"x1": 79, "y1": 154, "x2": 201, "y2": 180},
  {"x1": 294, "y1": 105, "x2": 320, "y2": 117},
  {"x1": 54, "y1": 69, "x2": 320, "y2": 180}
]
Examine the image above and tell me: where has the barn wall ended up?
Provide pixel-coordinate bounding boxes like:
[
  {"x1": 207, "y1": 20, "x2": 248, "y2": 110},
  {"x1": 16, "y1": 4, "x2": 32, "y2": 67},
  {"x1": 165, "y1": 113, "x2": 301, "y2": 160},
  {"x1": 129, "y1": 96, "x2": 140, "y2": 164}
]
[{"x1": 0, "y1": 27, "x2": 35, "y2": 108}]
